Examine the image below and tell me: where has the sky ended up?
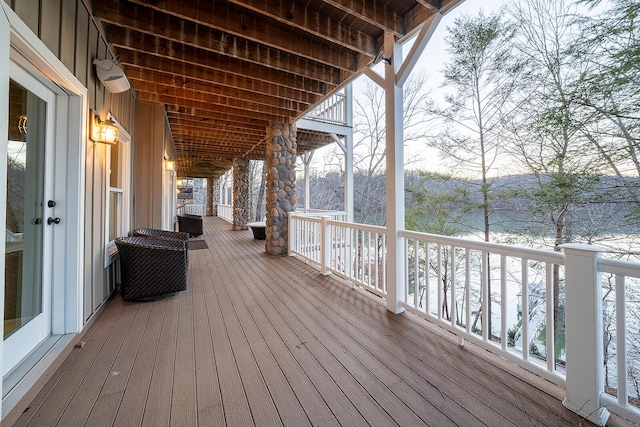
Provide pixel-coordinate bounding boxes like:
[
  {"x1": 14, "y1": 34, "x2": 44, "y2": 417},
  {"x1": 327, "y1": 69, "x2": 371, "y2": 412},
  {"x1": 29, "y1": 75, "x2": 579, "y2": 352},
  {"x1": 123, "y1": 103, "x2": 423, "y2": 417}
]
[{"x1": 310, "y1": 0, "x2": 509, "y2": 174}]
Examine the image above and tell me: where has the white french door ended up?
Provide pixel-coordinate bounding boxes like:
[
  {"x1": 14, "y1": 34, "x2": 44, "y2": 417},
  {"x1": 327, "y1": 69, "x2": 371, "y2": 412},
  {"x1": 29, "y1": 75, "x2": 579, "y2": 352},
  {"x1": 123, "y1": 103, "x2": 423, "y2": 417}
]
[{"x1": 3, "y1": 61, "x2": 58, "y2": 376}]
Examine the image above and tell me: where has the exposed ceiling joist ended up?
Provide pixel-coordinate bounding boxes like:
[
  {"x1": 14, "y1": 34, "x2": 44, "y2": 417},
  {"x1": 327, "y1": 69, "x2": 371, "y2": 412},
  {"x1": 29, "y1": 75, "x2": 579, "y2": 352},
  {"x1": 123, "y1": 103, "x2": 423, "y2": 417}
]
[{"x1": 88, "y1": 0, "x2": 460, "y2": 177}]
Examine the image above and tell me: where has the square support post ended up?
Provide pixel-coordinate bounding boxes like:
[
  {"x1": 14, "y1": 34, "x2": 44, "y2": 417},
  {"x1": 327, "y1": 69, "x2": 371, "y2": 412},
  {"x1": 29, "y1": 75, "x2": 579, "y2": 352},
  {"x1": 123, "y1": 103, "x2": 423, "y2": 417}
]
[
  {"x1": 561, "y1": 244, "x2": 609, "y2": 426},
  {"x1": 384, "y1": 32, "x2": 405, "y2": 314}
]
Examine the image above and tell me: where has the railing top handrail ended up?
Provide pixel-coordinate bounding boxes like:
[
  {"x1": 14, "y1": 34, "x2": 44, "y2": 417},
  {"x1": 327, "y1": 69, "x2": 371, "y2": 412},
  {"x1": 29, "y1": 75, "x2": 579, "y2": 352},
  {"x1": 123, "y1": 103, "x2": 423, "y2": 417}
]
[
  {"x1": 327, "y1": 219, "x2": 387, "y2": 234},
  {"x1": 598, "y1": 257, "x2": 640, "y2": 278},
  {"x1": 399, "y1": 229, "x2": 565, "y2": 265},
  {"x1": 289, "y1": 213, "x2": 323, "y2": 224},
  {"x1": 300, "y1": 210, "x2": 347, "y2": 217}
]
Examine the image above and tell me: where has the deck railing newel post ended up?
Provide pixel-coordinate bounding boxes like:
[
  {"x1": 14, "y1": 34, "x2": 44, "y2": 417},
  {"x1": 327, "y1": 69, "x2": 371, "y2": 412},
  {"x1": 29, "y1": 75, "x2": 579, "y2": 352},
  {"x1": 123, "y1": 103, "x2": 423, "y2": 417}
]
[
  {"x1": 320, "y1": 215, "x2": 331, "y2": 275},
  {"x1": 561, "y1": 243, "x2": 610, "y2": 426},
  {"x1": 287, "y1": 213, "x2": 293, "y2": 256}
]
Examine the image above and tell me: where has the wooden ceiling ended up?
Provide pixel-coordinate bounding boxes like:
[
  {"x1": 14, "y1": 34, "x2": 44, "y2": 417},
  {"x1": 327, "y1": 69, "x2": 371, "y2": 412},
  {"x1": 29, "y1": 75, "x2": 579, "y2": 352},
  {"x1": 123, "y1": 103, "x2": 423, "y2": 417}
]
[{"x1": 91, "y1": 0, "x2": 462, "y2": 178}]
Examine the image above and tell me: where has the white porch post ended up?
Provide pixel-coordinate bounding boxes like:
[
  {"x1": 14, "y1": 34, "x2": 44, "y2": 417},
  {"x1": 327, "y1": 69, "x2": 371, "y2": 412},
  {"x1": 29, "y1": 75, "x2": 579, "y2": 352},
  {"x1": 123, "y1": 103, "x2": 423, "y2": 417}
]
[
  {"x1": 384, "y1": 31, "x2": 405, "y2": 314},
  {"x1": 561, "y1": 244, "x2": 610, "y2": 426},
  {"x1": 344, "y1": 84, "x2": 354, "y2": 223},
  {"x1": 302, "y1": 151, "x2": 314, "y2": 213}
]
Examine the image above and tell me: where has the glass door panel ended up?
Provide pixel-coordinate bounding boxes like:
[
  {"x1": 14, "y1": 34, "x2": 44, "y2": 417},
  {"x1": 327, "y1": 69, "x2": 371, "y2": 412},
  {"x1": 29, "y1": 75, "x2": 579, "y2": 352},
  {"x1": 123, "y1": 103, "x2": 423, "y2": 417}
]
[{"x1": 5, "y1": 80, "x2": 46, "y2": 339}]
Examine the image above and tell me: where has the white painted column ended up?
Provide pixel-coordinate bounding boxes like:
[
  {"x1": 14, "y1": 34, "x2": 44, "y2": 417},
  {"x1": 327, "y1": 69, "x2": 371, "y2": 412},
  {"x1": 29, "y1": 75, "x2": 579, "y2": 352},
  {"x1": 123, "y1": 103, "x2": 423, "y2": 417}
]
[
  {"x1": 344, "y1": 84, "x2": 354, "y2": 223},
  {"x1": 302, "y1": 151, "x2": 314, "y2": 213},
  {"x1": 561, "y1": 244, "x2": 609, "y2": 426},
  {"x1": 384, "y1": 32, "x2": 405, "y2": 314}
]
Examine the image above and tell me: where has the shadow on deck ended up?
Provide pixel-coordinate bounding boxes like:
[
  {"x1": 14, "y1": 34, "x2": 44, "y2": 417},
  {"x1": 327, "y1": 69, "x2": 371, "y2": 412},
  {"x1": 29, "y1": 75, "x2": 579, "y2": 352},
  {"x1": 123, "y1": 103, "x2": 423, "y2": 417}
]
[{"x1": 12, "y1": 217, "x2": 599, "y2": 426}]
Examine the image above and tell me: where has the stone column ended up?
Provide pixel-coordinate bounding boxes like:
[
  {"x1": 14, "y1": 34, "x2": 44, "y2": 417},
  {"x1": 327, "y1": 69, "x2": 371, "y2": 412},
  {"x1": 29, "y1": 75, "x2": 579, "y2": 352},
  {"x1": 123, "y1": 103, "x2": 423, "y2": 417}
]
[
  {"x1": 233, "y1": 158, "x2": 250, "y2": 230},
  {"x1": 265, "y1": 123, "x2": 297, "y2": 255},
  {"x1": 206, "y1": 177, "x2": 216, "y2": 216}
]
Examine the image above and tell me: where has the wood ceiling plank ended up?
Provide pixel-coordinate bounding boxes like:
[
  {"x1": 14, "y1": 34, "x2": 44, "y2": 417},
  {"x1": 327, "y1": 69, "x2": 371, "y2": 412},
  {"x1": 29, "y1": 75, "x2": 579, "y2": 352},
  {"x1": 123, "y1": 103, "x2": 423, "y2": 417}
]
[
  {"x1": 105, "y1": 25, "x2": 347, "y2": 84},
  {"x1": 128, "y1": 76, "x2": 309, "y2": 112},
  {"x1": 170, "y1": 123, "x2": 266, "y2": 138},
  {"x1": 321, "y1": 0, "x2": 403, "y2": 36},
  {"x1": 226, "y1": 0, "x2": 377, "y2": 52},
  {"x1": 132, "y1": 80, "x2": 304, "y2": 116},
  {"x1": 166, "y1": 114, "x2": 266, "y2": 134},
  {"x1": 95, "y1": 0, "x2": 361, "y2": 70},
  {"x1": 165, "y1": 106, "x2": 269, "y2": 127},
  {"x1": 137, "y1": 91, "x2": 295, "y2": 122},
  {"x1": 117, "y1": 47, "x2": 329, "y2": 97},
  {"x1": 124, "y1": 63, "x2": 318, "y2": 105}
]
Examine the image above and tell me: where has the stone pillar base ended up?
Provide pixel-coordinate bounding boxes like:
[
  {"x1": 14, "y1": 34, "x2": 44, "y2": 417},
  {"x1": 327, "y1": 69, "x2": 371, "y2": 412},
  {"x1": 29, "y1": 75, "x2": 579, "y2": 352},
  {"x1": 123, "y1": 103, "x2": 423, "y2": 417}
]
[{"x1": 265, "y1": 123, "x2": 297, "y2": 255}]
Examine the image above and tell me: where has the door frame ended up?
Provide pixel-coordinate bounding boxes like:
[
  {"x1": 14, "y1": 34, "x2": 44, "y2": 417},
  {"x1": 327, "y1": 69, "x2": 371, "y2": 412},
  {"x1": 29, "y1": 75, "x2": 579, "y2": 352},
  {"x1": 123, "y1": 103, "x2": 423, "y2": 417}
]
[{"x1": 0, "y1": 3, "x2": 87, "y2": 417}]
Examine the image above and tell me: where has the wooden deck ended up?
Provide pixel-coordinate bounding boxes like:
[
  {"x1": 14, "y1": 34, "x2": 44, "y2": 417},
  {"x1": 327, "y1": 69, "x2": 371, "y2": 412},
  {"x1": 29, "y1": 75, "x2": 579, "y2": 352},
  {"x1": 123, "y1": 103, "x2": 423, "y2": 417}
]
[{"x1": 12, "y1": 217, "x2": 596, "y2": 427}]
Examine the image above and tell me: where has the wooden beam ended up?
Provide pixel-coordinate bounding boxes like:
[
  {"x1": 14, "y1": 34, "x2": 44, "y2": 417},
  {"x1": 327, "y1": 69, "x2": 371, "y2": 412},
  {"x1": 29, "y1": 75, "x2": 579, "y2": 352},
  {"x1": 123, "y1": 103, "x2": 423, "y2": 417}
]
[
  {"x1": 322, "y1": 0, "x2": 403, "y2": 36},
  {"x1": 166, "y1": 113, "x2": 266, "y2": 133},
  {"x1": 116, "y1": 46, "x2": 329, "y2": 97},
  {"x1": 132, "y1": 80, "x2": 304, "y2": 117},
  {"x1": 168, "y1": 118, "x2": 266, "y2": 135},
  {"x1": 124, "y1": 63, "x2": 319, "y2": 105},
  {"x1": 103, "y1": 19, "x2": 349, "y2": 79},
  {"x1": 225, "y1": 0, "x2": 377, "y2": 53},
  {"x1": 128, "y1": 75, "x2": 310, "y2": 113},
  {"x1": 95, "y1": 0, "x2": 361, "y2": 70},
  {"x1": 165, "y1": 105, "x2": 270, "y2": 128}
]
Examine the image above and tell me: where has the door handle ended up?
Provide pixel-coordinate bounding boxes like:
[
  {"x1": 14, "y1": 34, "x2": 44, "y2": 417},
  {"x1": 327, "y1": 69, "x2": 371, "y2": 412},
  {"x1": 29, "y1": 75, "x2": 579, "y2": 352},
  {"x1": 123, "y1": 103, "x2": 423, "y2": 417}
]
[{"x1": 47, "y1": 217, "x2": 61, "y2": 225}]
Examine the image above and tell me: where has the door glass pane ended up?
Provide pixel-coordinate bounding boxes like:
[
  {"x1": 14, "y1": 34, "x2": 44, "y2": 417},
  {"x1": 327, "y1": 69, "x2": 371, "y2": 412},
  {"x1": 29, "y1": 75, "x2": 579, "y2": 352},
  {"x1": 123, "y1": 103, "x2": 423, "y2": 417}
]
[{"x1": 5, "y1": 80, "x2": 46, "y2": 339}]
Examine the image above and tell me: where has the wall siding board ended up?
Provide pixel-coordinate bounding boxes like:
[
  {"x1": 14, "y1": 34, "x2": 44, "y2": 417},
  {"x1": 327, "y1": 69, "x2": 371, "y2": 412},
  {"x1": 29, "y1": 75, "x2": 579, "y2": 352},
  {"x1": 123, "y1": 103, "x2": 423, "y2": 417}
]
[
  {"x1": 83, "y1": 139, "x2": 95, "y2": 320},
  {"x1": 95, "y1": 40, "x2": 106, "y2": 115},
  {"x1": 74, "y1": 1, "x2": 89, "y2": 86},
  {"x1": 88, "y1": 22, "x2": 98, "y2": 110},
  {"x1": 59, "y1": 0, "x2": 76, "y2": 71},
  {"x1": 13, "y1": 0, "x2": 39, "y2": 35},
  {"x1": 5, "y1": 0, "x2": 138, "y2": 322},
  {"x1": 41, "y1": 0, "x2": 61, "y2": 56},
  {"x1": 92, "y1": 143, "x2": 107, "y2": 311}
]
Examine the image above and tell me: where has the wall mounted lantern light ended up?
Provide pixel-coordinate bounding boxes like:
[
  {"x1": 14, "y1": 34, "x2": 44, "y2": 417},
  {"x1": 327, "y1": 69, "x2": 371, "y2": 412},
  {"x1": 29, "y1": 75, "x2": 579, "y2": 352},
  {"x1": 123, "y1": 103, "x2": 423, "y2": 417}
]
[
  {"x1": 90, "y1": 113, "x2": 119, "y2": 145},
  {"x1": 165, "y1": 160, "x2": 176, "y2": 171}
]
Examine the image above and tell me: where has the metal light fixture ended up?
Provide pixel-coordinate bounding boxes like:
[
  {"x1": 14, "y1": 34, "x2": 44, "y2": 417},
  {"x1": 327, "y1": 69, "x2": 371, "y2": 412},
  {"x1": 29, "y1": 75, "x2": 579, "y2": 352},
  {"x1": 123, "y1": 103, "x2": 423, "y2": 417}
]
[
  {"x1": 91, "y1": 114, "x2": 119, "y2": 145},
  {"x1": 165, "y1": 160, "x2": 175, "y2": 171}
]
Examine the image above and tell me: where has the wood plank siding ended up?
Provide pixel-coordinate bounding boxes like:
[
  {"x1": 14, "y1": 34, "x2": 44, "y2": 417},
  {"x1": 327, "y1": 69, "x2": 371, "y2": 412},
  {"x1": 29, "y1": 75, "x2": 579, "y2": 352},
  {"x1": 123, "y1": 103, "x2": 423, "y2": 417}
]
[
  {"x1": 3, "y1": 0, "x2": 137, "y2": 319},
  {"x1": 12, "y1": 217, "x2": 597, "y2": 427}
]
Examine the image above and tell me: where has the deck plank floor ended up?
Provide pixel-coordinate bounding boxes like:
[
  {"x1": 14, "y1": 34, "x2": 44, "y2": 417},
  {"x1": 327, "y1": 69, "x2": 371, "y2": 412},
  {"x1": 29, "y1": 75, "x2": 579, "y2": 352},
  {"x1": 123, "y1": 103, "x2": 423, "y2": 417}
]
[{"x1": 13, "y1": 217, "x2": 596, "y2": 427}]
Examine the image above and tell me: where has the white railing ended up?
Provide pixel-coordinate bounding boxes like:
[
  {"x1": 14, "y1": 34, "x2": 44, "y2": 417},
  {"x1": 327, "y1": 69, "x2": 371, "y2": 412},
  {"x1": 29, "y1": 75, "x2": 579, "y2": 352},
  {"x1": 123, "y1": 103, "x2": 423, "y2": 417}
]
[
  {"x1": 289, "y1": 214, "x2": 387, "y2": 297},
  {"x1": 180, "y1": 204, "x2": 205, "y2": 215},
  {"x1": 303, "y1": 92, "x2": 347, "y2": 125},
  {"x1": 217, "y1": 204, "x2": 233, "y2": 223},
  {"x1": 399, "y1": 230, "x2": 566, "y2": 386},
  {"x1": 598, "y1": 257, "x2": 640, "y2": 423},
  {"x1": 286, "y1": 215, "x2": 640, "y2": 425},
  {"x1": 298, "y1": 210, "x2": 348, "y2": 222},
  {"x1": 289, "y1": 215, "x2": 323, "y2": 267}
]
